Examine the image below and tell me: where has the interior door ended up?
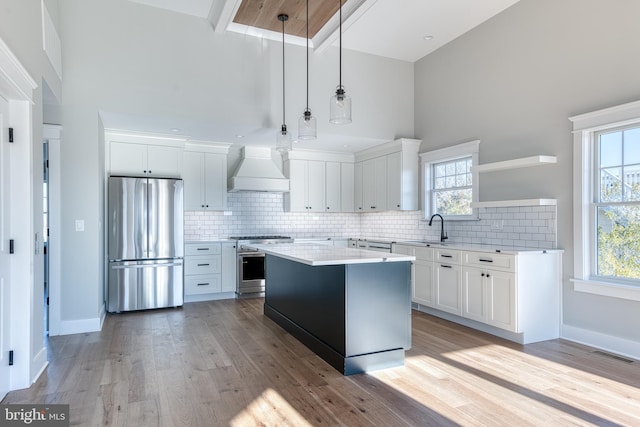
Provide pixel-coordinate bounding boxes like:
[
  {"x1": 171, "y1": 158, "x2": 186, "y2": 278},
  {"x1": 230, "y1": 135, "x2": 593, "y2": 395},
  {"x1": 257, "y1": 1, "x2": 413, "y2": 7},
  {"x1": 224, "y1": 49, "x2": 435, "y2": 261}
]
[{"x1": 0, "y1": 95, "x2": 12, "y2": 400}]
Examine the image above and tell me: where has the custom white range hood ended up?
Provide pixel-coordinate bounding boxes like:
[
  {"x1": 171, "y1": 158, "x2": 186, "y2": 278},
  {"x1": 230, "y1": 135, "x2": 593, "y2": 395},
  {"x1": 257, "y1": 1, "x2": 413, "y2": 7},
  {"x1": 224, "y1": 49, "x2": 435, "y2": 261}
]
[{"x1": 228, "y1": 146, "x2": 290, "y2": 192}]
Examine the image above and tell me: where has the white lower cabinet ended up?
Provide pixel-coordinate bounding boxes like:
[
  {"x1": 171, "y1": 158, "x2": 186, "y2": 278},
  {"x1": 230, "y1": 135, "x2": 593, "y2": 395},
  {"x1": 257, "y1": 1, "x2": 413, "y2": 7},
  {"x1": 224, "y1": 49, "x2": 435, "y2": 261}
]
[
  {"x1": 392, "y1": 244, "x2": 434, "y2": 307},
  {"x1": 394, "y1": 244, "x2": 561, "y2": 344},
  {"x1": 184, "y1": 241, "x2": 236, "y2": 301}
]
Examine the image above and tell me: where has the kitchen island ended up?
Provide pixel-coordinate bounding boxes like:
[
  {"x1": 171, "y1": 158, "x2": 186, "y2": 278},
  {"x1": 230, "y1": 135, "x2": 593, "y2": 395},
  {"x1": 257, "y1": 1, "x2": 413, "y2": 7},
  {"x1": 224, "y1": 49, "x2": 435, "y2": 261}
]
[{"x1": 249, "y1": 243, "x2": 414, "y2": 376}]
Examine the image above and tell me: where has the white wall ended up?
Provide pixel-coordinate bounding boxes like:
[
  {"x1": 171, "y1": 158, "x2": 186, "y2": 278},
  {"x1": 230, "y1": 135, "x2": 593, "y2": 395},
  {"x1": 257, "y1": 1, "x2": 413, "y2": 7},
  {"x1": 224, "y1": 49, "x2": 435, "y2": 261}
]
[
  {"x1": 414, "y1": 0, "x2": 640, "y2": 350},
  {"x1": 56, "y1": 0, "x2": 414, "y2": 326},
  {"x1": 0, "y1": 0, "x2": 63, "y2": 388}
]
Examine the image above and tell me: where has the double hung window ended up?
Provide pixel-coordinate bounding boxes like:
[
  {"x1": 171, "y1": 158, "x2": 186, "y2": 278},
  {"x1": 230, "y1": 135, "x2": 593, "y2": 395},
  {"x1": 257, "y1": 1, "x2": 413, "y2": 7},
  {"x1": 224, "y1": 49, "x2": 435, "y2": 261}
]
[
  {"x1": 421, "y1": 140, "x2": 479, "y2": 220},
  {"x1": 571, "y1": 100, "x2": 640, "y2": 301}
]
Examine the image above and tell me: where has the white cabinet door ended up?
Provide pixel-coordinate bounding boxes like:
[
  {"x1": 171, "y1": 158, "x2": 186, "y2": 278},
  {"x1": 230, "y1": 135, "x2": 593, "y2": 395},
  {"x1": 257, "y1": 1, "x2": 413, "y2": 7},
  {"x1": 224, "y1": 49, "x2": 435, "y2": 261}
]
[
  {"x1": 462, "y1": 267, "x2": 486, "y2": 322},
  {"x1": 110, "y1": 142, "x2": 181, "y2": 177},
  {"x1": 387, "y1": 151, "x2": 402, "y2": 210},
  {"x1": 307, "y1": 160, "x2": 325, "y2": 212},
  {"x1": 341, "y1": 162, "x2": 354, "y2": 212},
  {"x1": 110, "y1": 142, "x2": 147, "y2": 175},
  {"x1": 182, "y1": 151, "x2": 205, "y2": 210},
  {"x1": 204, "y1": 153, "x2": 227, "y2": 210},
  {"x1": 286, "y1": 159, "x2": 307, "y2": 212},
  {"x1": 414, "y1": 259, "x2": 434, "y2": 307},
  {"x1": 362, "y1": 159, "x2": 376, "y2": 211},
  {"x1": 147, "y1": 145, "x2": 182, "y2": 177},
  {"x1": 325, "y1": 161, "x2": 341, "y2": 212},
  {"x1": 434, "y1": 263, "x2": 462, "y2": 315},
  {"x1": 486, "y1": 270, "x2": 517, "y2": 332},
  {"x1": 221, "y1": 241, "x2": 237, "y2": 292},
  {"x1": 354, "y1": 161, "x2": 364, "y2": 212},
  {"x1": 373, "y1": 156, "x2": 387, "y2": 211}
]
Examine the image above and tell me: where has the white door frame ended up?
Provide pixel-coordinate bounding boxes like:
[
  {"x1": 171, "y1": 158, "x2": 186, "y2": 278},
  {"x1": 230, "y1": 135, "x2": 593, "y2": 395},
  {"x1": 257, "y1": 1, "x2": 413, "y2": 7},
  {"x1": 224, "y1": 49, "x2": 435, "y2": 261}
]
[
  {"x1": 0, "y1": 37, "x2": 41, "y2": 392},
  {"x1": 43, "y1": 124, "x2": 61, "y2": 336}
]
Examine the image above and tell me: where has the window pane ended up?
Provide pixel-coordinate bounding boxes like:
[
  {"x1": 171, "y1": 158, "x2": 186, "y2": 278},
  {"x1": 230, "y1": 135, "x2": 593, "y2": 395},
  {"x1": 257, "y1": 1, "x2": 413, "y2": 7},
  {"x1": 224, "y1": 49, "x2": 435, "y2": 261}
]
[
  {"x1": 435, "y1": 177, "x2": 445, "y2": 189},
  {"x1": 445, "y1": 162, "x2": 456, "y2": 175},
  {"x1": 466, "y1": 159, "x2": 472, "y2": 172},
  {"x1": 456, "y1": 161, "x2": 466, "y2": 174},
  {"x1": 434, "y1": 189, "x2": 472, "y2": 216},
  {"x1": 445, "y1": 176, "x2": 455, "y2": 188},
  {"x1": 623, "y1": 164, "x2": 640, "y2": 201},
  {"x1": 600, "y1": 131, "x2": 622, "y2": 167},
  {"x1": 597, "y1": 205, "x2": 640, "y2": 280},
  {"x1": 466, "y1": 173, "x2": 472, "y2": 185},
  {"x1": 624, "y1": 128, "x2": 640, "y2": 164},
  {"x1": 600, "y1": 167, "x2": 622, "y2": 202},
  {"x1": 456, "y1": 175, "x2": 466, "y2": 187},
  {"x1": 435, "y1": 164, "x2": 445, "y2": 178}
]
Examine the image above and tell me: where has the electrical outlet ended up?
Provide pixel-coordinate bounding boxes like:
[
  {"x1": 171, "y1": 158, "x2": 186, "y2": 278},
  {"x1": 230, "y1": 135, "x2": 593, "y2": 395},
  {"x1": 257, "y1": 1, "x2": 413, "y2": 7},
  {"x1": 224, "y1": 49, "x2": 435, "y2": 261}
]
[
  {"x1": 75, "y1": 219, "x2": 85, "y2": 232},
  {"x1": 490, "y1": 220, "x2": 503, "y2": 231}
]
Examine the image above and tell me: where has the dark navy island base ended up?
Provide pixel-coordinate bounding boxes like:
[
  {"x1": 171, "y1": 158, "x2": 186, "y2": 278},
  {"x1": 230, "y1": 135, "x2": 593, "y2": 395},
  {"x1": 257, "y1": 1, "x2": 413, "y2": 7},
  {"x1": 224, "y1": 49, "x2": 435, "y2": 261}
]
[{"x1": 263, "y1": 254, "x2": 412, "y2": 376}]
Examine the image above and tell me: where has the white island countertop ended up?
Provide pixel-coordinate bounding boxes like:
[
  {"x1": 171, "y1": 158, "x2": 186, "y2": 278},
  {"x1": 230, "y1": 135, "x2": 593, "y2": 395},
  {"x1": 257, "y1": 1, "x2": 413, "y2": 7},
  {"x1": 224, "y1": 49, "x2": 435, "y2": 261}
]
[{"x1": 245, "y1": 243, "x2": 415, "y2": 266}]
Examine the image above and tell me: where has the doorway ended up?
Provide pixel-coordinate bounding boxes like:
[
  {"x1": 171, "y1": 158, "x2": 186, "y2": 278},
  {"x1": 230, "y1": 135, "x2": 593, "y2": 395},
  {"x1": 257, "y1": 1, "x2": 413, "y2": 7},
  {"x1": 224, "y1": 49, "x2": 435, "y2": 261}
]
[{"x1": 0, "y1": 93, "x2": 11, "y2": 400}]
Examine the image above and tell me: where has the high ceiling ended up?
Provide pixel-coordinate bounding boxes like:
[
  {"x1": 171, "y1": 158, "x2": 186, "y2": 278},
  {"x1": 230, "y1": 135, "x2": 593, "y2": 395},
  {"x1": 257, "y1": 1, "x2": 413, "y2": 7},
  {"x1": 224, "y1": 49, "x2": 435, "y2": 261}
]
[{"x1": 129, "y1": 0, "x2": 520, "y2": 63}]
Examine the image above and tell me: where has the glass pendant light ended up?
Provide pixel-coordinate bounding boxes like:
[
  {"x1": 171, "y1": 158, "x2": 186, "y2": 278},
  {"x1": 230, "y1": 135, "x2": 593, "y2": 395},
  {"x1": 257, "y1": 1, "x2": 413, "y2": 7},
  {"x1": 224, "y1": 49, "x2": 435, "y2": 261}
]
[
  {"x1": 276, "y1": 13, "x2": 293, "y2": 152},
  {"x1": 298, "y1": 0, "x2": 317, "y2": 140},
  {"x1": 329, "y1": 0, "x2": 352, "y2": 124}
]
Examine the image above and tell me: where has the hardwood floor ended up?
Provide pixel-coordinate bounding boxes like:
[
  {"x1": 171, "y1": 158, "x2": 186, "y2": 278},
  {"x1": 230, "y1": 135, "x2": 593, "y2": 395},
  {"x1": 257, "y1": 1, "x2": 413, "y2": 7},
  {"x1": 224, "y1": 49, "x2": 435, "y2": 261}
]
[{"x1": 3, "y1": 299, "x2": 639, "y2": 426}]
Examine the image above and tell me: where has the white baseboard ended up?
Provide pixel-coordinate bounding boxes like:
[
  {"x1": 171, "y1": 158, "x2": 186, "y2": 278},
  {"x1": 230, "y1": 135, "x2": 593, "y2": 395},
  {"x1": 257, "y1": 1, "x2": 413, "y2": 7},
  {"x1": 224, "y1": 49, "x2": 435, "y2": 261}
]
[
  {"x1": 31, "y1": 346, "x2": 49, "y2": 384},
  {"x1": 57, "y1": 317, "x2": 103, "y2": 335},
  {"x1": 562, "y1": 324, "x2": 640, "y2": 360}
]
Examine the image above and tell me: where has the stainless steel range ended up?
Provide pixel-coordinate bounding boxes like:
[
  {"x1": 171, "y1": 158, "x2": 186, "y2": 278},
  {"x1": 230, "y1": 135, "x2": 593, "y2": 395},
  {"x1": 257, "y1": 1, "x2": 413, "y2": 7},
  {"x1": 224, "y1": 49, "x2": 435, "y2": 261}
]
[{"x1": 230, "y1": 236, "x2": 294, "y2": 295}]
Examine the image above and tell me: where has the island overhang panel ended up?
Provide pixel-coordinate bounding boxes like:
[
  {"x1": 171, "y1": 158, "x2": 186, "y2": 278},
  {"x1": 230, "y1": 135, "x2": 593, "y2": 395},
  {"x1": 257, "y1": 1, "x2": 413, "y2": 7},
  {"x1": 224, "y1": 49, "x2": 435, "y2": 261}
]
[{"x1": 263, "y1": 253, "x2": 412, "y2": 376}]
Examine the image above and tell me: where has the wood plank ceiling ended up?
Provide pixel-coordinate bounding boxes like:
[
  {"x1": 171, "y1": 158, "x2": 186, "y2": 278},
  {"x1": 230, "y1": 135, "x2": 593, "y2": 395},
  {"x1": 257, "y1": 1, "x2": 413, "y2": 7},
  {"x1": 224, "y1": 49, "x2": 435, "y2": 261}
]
[{"x1": 233, "y1": 0, "x2": 346, "y2": 38}]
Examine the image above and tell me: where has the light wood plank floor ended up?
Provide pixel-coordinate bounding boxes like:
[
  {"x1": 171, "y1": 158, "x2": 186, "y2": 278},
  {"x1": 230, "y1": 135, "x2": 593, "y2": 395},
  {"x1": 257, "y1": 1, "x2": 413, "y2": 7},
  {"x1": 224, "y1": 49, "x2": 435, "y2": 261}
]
[{"x1": 3, "y1": 299, "x2": 639, "y2": 426}]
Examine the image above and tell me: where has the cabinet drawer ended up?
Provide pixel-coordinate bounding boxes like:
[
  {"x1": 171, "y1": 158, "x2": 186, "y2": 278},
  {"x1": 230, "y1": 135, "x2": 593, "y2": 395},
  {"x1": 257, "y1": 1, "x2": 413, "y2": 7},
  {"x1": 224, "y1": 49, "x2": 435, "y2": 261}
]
[
  {"x1": 435, "y1": 248, "x2": 461, "y2": 264},
  {"x1": 185, "y1": 243, "x2": 221, "y2": 256},
  {"x1": 185, "y1": 256, "x2": 221, "y2": 275},
  {"x1": 185, "y1": 274, "x2": 221, "y2": 295},
  {"x1": 463, "y1": 251, "x2": 515, "y2": 272},
  {"x1": 414, "y1": 246, "x2": 434, "y2": 262}
]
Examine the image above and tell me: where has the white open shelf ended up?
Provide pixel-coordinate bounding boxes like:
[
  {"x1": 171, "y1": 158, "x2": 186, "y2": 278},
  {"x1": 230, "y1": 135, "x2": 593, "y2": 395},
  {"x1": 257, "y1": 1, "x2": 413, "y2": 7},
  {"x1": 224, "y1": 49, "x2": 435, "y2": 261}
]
[
  {"x1": 471, "y1": 198, "x2": 557, "y2": 209},
  {"x1": 473, "y1": 155, "x2": 557, "y2": 173}
]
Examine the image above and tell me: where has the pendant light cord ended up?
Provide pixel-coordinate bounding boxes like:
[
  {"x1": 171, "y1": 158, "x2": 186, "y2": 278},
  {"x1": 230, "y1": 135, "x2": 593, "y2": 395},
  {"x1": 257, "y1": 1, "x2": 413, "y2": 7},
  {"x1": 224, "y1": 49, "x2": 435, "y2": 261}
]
[
  {"x1": 339, "y1": 0, "x2": 342, "y2": 90},
  {"x1": 306, "y1": 0, "x2": 309, "y2": 111},
  {"x1": 282, "y1": 15, "x2": 286, "y2": 127}
]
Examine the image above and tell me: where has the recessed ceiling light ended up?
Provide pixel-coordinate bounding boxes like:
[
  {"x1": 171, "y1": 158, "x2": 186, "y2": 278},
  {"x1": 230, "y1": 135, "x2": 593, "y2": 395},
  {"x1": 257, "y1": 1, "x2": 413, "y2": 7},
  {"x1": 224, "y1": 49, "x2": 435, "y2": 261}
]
[
  {"x1": 170, "y1": 128, "x2": 181, "y2": 132},
  {"x1": 423, "y1": 35, "x2": 434, "y2": 41},
  {"x1": 235, "y1": 134, "x2": 244, "y2": 139}
]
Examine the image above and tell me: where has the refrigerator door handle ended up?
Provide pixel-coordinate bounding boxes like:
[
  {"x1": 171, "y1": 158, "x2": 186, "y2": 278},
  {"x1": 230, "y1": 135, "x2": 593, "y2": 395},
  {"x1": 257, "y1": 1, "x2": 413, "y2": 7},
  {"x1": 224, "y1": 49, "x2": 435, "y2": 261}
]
[{"x1": 111, "y1": 262, "x2": 183, "y2": 270}]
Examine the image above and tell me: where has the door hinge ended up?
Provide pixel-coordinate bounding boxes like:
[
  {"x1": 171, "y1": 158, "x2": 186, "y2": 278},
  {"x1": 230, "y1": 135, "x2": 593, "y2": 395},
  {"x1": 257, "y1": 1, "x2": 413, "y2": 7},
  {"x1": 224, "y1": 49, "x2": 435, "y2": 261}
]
[
  {"x1": 8, "y1": 127, "x2": 14, "y2": 143},
  {"x1": 9, "y1": 239, "x2": 14, "y2": 254},
  {"x1": 9, "y1": 350, "x2": 13, "y2": 366}
]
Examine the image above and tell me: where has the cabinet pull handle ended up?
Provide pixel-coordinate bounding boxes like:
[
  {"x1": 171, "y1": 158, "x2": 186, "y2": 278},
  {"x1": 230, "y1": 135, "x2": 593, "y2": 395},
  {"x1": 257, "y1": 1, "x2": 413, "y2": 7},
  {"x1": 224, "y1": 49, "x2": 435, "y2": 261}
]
[
  {"x1": 441, "y1": 254, "x2": 453, "y2": 258},
  {"x1": 197, "y1": 263, "x2": 210, "y2": 266},
  {"x1": 197, "y1": 248, "x2": 210, "y2": 251},
  {"x1": 197, "y1": 283, "x2": 209, "y2": 286},
  {"x1": 441, "y1": 265, "x2": 452, "y2": 269},
  {"x1": 479, "y1": 258, "x2": 493, "y2": 263}
]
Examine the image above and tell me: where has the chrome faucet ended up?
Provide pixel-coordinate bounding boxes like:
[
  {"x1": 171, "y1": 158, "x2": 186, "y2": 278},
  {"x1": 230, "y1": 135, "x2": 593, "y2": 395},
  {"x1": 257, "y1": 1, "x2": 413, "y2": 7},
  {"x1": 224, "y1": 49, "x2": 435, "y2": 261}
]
[{"x1": 428, "y1": 213, "x2": 448, "y2": 242}]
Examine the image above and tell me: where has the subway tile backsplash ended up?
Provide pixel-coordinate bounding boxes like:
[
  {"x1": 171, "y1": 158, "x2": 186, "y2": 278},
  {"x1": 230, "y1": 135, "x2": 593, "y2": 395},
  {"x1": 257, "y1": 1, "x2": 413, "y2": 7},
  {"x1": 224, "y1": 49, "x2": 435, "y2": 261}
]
[{"x1": 185, "y1": 192, "x2": 557, "y2": 248}]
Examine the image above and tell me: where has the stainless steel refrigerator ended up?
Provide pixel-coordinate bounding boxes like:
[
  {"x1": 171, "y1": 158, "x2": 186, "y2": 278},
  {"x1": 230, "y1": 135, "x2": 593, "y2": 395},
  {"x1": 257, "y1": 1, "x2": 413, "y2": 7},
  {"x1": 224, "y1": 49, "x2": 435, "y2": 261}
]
[{"x1": 107, "y1": 176, "x2": 184, "y2": 312}]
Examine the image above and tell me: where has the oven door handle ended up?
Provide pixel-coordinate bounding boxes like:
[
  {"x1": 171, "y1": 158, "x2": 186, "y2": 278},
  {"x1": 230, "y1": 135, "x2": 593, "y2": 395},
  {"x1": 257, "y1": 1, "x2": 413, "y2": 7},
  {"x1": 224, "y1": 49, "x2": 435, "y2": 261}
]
[{"x1": 238, "y1": 252, "x2": 266, "y2": 257}]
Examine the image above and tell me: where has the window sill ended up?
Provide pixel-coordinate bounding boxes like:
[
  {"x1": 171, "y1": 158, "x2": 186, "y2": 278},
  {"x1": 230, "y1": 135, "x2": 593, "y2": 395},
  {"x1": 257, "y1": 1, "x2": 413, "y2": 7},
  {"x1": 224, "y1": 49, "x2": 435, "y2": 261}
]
[{"x1": 571, "y1": 278, "x2": 640, "y2": 302}]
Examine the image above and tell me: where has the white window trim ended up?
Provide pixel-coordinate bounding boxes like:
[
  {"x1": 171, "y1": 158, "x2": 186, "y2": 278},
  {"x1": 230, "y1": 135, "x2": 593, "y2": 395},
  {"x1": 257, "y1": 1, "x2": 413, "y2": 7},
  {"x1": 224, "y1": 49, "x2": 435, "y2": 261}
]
[
  {"x1": 569, "y1": 99, "x2": 640, "y2": 301},
  {"x1": 420, "y1": 140, "x2": 480, "y2": 220}
]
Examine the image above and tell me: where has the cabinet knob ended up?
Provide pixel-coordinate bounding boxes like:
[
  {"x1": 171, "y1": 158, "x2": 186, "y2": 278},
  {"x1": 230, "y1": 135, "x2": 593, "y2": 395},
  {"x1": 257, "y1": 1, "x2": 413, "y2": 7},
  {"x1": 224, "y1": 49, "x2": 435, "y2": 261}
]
[
  {"x1": 143, "y1": 170, "x2": 147, "y2": 173},
  {"x1": 201, "y1": 205, "x2": 205, "y2": 208},
  {"x1": 326, "y1": 207, "x2": 330, "y2": 210},
  {"x1": 149, "y1": 170, "x2": 152, "y2": 174},
  {"x1": 206, "y1": 205, "x2": 209, "y2": 208},
  {"x1": 486, "y1": 274, "x2": 490, "y2": 277},
  {"x1": 359, "y1": 207, "x2": 362, "y2": 210},
  {"x1": 397, "y1": 204, "x2": 400, "y2": 208},
  {"x1": 481, "y1": 273, "x2": 485, "y2": 277}
]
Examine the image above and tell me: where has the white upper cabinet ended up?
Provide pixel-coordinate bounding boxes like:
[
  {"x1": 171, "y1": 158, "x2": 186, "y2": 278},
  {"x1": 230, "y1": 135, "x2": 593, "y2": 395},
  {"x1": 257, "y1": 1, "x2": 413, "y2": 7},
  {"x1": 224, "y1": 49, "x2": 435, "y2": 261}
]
[
  {"x1": 284, "y1": 151, "x2": 355, "y2": 213},
  {"x1": 340, "y1": 163, "x2": 355, "y2": 212},
  {"x1": 183, "y1": 150, "x2": 228, "y2": 211},
  {"x1": 354, "y1": 138, "x2": 421, "y2": 212},
  {"x1": 109, "y1": 141, "x2": 182, "y2": 178},
  {"x1": 354, "y1": 162, "x2": 364, "y2": 212},
  {"x1": 325, "y1": 162, "x2": 341, "y2": 212}
]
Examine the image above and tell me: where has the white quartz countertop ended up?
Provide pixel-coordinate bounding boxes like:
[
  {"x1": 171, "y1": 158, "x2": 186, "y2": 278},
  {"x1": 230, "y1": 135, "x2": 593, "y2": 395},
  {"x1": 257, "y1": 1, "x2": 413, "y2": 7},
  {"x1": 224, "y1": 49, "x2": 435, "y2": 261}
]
[
  {"x1": 392, "y1": 240, "x2": 564, "y2": 254},
  {"x1": 245, "y1": 243, "x2": 415, "y2": 266}
]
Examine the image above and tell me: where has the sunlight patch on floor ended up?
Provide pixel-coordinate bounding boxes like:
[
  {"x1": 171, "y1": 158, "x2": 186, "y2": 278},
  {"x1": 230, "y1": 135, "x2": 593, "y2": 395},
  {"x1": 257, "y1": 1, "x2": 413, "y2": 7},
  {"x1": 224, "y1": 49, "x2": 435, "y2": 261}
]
[{"x1": 231, "y1": 388, "x2": 313, "y2": 427}]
